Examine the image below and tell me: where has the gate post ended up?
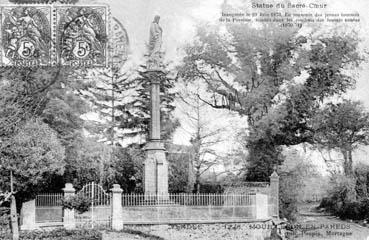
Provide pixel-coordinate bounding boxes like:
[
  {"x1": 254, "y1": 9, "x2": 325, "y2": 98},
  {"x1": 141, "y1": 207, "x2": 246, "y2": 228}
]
[
  {"x1": 20, "y1": 199, "x2": 37, "y2": 230},
  {"x1": 111, "y1": 184, "x2": 123, "y2": 230},
  {"x1": 270, "y1": 171, "x2": 279, "y2": 218},
  {"x1": 255, "y1": 193, "x2": 268, "y2": 219},
  {"x1": 63, "y1": 183, "x2": 76, "y2": 229}
]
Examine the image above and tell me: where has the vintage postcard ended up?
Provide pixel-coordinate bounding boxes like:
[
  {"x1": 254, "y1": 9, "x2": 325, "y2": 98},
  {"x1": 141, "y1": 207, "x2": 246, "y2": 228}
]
[{"x1": 0, "y1": 0, "x2": 368, "y2": 239}]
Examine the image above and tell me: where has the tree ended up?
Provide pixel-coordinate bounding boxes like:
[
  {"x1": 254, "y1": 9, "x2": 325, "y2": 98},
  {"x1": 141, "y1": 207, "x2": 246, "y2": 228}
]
[
  {"x1": 177, "y1": 80, "x2": 226, "y2": 192},
  {"x1": 104, "y1": 146, "x2": 139, "y2": 193},
  {"x1": 312, "y1": 99, "x2": 369, "y2": 176},
  {"x1": 120, "y1": 65, "x2": 179, "y2": 144},
  {"x1": 166, "y1": 144, "x2": 194, "y2": 193},
  {"x1": 80, "y1": 64, "x2": 179, "y2": 147},
  {"x1": 178, "y1": 13, "x2": 362, "y2": 180},
  {"x1": 79, "y1": 68, "x2": 136, "y2": 145},
  {"x1": 0, "y1": 119, "x2": 65, "y2": 204}
]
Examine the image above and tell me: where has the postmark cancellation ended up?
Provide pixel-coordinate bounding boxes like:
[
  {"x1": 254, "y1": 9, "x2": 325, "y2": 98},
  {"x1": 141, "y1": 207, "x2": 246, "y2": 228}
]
[
  {"x1": 55, "y1": 5, "x2": 108, "y2": 68},
  {"x1": 0, "y1": 4, "x2": 109, "y2": 68},
  {"x1": 1, "y1": 6, "x2": 52, "y2": 67}
]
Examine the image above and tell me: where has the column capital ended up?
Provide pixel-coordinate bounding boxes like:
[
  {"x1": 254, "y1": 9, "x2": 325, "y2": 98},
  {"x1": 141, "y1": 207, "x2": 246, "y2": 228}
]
[
  {"x1": 144, "y1": 141, "x2": 165, "y2": 151},
  {"x1": 63, "y1": 183, "x2": 75, "y2": 194},
  {"x1": 270, "y1": 171, "x2": 279, "y2": 180},
  {"x1": 110, "y1": 184, "x2": 123, "y2": 194}
]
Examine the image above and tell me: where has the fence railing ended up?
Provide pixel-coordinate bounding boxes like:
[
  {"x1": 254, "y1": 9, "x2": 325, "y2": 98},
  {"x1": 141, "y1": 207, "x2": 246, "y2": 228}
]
[
  {"x1": 36, "y1": 193, "x2": 63, "y2": 207},
  {"x1": 122, "y1": 193, "x2": 256, "y2": 207},
  {"x1": 77, "y1": 182, "x2": 111, "y2": 206},
  {"x1": 35, "y1": 193, "x2": 63, "y2": 223}
]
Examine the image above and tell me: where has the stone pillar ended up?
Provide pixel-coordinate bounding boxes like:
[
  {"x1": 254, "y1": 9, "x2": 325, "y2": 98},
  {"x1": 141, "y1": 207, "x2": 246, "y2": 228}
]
[
  {"x1": 255, "y1": 193, "x2": 268, "y2": 219},
  {"x1": 63, "y1": 183, "x2": 75, "y2": 229},
  {"x1": 144, "y1": 72, "x2": 168, "y2": 196},
  {"x1": 150, "y1": 78, "x2": 161, "y2": 141},
  {"x1": 111, "y1": 184, "x2": 123, "y2": 231},
  {"x1": 20, "y1": 199, "x2": 37, "y2": 230},
  {"x1": 270, "y1": 171, "x2": 279, "y2": 218}
]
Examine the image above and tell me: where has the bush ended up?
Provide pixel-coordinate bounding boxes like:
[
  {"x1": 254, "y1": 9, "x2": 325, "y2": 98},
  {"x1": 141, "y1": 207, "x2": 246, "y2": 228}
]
[
  {"x1": 195, "y1": 182, "x2": 224, "y2": 193},
  {"x1": 0, "y1": 207, "x2": 10, "y2": 233},
  {"x1": 337, "y1": 201, "x2": 363, "y2": 220},
  {"x1": 318, "y1": 174, "x2": 369, "y2": 221},
  {"x1": 318, "y1": 197, "x2": 335, "y2": 210},
  {"x1": 0, "y1": 228, "x2": 102, "y2": 240},
  {"x1": 278, "y1": 163, "x2": 313, "y2": 221},
  {"x1": 360, "y1": 198, "x2": 369, "y2": 220},
  {"x1": 61, "y1": 195, "x2": 92, "y2": 214},
  {"x1": 319, "y1": 174, "x2": 356, "y2": 216}
]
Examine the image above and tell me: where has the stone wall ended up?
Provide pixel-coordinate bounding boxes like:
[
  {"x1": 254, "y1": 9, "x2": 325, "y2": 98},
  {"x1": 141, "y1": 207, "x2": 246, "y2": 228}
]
[{"x1": 126, "y1": 221, "x2": 274, "y2": 240}]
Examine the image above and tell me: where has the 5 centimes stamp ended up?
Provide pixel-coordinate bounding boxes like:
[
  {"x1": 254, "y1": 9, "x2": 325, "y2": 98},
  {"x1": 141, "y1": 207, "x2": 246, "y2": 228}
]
[
  {"x1": 1, "y1": 6, "x2": 52, "y2": 67},
  {"x1": 55, "y1": 6, "x2": 108, "y2": 68}
]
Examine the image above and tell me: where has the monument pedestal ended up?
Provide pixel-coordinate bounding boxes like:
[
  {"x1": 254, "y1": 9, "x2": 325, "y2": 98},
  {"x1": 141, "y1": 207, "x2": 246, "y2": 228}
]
[
  {"x1": 143, "y1": 17, "x2": 168, "y2": 199},
  {"x1": 144, "y1": 141, "x2": 168, "y2": 196}
]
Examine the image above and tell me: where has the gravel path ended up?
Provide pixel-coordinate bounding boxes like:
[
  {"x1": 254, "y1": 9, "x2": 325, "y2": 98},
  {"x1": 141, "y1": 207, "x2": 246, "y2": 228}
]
[
  {"x1": 290, "y1": 203, "x2": 369, "y2": 240},
  {"x1": 290, "y1": 215, "x2": 369, "y2": 240}
]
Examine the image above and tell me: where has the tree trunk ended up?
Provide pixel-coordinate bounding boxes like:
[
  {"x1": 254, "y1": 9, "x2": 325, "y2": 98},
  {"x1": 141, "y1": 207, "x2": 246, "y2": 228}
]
[
  {"x1": 10, "y1": 196, "x2": 19, "y2": 240},
  {"x1": 348, "y1": 150, "x2": 353, "y2": 176},
  {"x1": 195, "y1": 171, "x2": 200, "y2": 193},
  {"x1": 342, "y1": 149, "x2": 353, "y2": 176},
  {"x1": 342, "y1": 150, "x2": 348, "y2": 176}
]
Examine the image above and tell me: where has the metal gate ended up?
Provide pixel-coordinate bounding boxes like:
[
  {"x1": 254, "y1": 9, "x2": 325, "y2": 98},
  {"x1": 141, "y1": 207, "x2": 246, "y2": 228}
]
[{"x1": 75, "y1": 182, "x2": 111, "y2": 228}]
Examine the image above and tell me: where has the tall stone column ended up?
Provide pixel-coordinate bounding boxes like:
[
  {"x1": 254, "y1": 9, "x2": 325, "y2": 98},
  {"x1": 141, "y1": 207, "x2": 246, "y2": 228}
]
[
  {"x1": 144, "y1": 73, "x2": 168, "y2": 196},
  {"x1": 144, "y1": 15, "x2": 168, "y2": 196}
]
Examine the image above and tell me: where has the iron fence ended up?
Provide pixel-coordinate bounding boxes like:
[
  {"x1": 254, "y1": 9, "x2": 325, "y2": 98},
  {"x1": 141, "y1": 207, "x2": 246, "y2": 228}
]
[
  {"x1": 35, "y1": 193, "x2": 63, "y2": 223},
  {"x1": 122, "y1": 193, "x2": 256, "y2": 207},
  {"x1": 36, "y1": 193, "x2": 63, "y2": 207}
]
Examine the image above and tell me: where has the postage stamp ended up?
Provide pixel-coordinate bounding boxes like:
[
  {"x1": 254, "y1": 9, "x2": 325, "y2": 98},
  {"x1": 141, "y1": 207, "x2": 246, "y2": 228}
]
[
  {"x1": 0, "y1": 6, "x2": 52, "y2": 67},
  {"x1": 55, "y1": 5, "x2": 109, "y2": 68}
]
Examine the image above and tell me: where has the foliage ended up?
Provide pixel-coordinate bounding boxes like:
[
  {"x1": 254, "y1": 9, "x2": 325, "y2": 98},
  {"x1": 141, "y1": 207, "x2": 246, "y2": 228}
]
[
  {"x1": 278, "y1": 164, "x2": 312, "y2": 222},
  {"x1": 62, "y1": 141, "x2": 143, "y2": 193},
  {"x1": 63, "y1": 137, "x2": 109, "y2": 190},
  {"x1": 167, "y1": 144, "x2": 193, "y2": 193},
  {"x1": 119, "y1": 66, "x2": 179, "y2": 143},
  {"x1": 319, "y1": 198, "x2": 369, "y2": 221},
  {"x1": 61, "y1": 195, "x2": 91, "y2": 214},
  {"x1": 0, "y1": 228, "x2": 102, "y2": 240},
  {"x1": 245, "y1": 141, "x2": 284, "y2": 181},
  {"x1": 176, "y1": 80, "x2": 226, "y2": 192},
  {"x1": 354, "y1": 163, "x2": 369, "y2": 199},
  {"x1": 104, "y1": 146, "x2": 141, "y2": 193},
  {"x1": 195, "y1": 182, "x2": 224, "y2": 194},
  {"x1": 319, "y1": 174, "x2": 357, "y2": 216},
  {"x1": 0, "y1": 207, "x2": 10, "y2": 234},
  {"x1": 82, "y1": 65, "x2": 179, "y2": 145},
  {"x1": 319, "y1": 165, "x2": 369, "y2": 221},
  {"x1": 312, "y1": 100, "x2": 369, "y2": 175},
  {"x1": 0, "y1": 119, "x2": 65, "y2": 203},
  {"x1": 178, "y1": 3, "x2": 362, "y2": 179},
  {"x1": 78, "y1": 68, "x2": 136, "y2": 144},
  {"x1": 0, "y1": 66, "x2": 90, "y2": 194},
  {"x1": 0, "y1": 68, "x2": 64, "y2": 137}
]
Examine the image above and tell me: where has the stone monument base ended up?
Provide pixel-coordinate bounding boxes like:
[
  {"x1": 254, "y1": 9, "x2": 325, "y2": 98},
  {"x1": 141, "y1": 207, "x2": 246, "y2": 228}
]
[{"x1": 144, "y1": 140, "x2": 169, "y2": 197}]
